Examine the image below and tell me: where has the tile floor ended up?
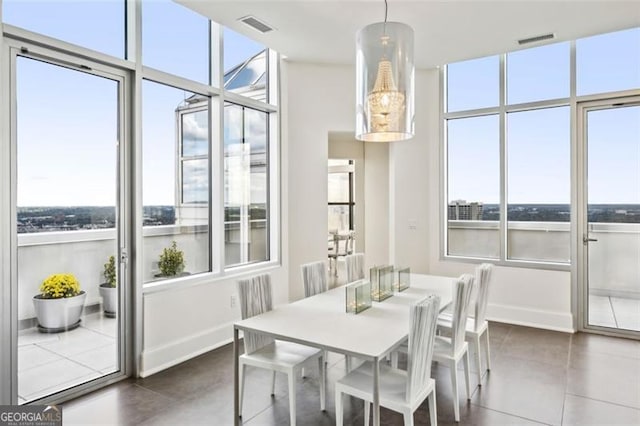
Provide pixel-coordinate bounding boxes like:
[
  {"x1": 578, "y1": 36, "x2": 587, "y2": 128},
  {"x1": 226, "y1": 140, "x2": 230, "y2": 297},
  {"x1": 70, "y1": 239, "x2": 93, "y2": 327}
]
[
  {"x1": 589, "y1": 295, "x2": 640, "y2": 331},
  {"x1": 16, "y1": 266, "x2": 639, "y2": 414},
  {"x1": 59, "y1": 322, "x2": 640, "y2": 425},
  {"x1": 18, "y1": 312, "x2": 118, "y2": 403}
]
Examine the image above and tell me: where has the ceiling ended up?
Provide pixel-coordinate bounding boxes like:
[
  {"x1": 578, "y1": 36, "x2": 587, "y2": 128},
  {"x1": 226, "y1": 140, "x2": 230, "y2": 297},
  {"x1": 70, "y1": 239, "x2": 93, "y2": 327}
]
[{"x1": 177, "y1": 0, "x2": 640, "y2": 69}]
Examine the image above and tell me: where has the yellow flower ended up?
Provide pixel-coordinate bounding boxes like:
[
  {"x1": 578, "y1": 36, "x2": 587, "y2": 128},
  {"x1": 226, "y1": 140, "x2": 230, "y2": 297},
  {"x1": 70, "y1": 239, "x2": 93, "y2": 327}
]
[{"x1": 40, "y1": 273, "x2": 81, "y2": 299}]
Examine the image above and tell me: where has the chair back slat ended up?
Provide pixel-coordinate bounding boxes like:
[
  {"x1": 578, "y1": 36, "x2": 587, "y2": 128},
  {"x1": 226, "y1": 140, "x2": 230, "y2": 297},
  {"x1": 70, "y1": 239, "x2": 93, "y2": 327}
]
[
  {"x1": 474, "y1": 263, "x2": 493, "y2": 330},
  {"x1": 406, "y1": 295, "x2": 440, "y2": 402},
  {"x1": 301, "y1": 260, "x2": 328, "y2": 298},
  {"x1": 345, "y1": 253, "x2": 365, "y2": 283},
  {"x1": 451, "y1": 274, "x2": 475, "y2": 352},
  {"x1": 237, "y1": 274, "x2": 274, "y2": 354}
]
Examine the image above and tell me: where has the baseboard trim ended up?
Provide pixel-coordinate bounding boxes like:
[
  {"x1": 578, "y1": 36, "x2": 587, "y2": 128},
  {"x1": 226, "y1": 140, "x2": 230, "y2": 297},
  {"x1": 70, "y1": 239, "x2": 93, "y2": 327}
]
[
  {"x1": 589, "y1": 288, "x2": 640, "y2": 300},
  {"x1": 140, "y1": 322, "x2": 234, "y2": 377},
  {"x1": 487, "y1": 303, "x2": 575, "y2": 333}
]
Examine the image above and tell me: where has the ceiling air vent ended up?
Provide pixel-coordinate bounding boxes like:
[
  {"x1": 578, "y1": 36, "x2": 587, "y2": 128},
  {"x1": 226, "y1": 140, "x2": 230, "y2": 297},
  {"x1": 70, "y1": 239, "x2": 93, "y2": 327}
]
[
  {"x1": 518, "y1": 33, "x2": 555, "y2": 45},
  {"x1": 239, "y1": 15, "x2": 274, "y2": 33}
]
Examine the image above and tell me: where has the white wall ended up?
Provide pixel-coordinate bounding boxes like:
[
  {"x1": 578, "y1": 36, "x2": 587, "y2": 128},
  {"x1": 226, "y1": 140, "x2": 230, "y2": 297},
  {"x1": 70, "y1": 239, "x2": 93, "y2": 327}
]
[
  {"x1": 140, "y1": 265, "x2": 288, "y2": 376},
  {"x1": 390, "y1": 68, "x2": 573, "y2": 332},
  {"x1": 284, "y1": 63, "x2": 574, "y2": 332},
  {"x1": 283, "y1": 61, "x2": 390, "y2": 301}
]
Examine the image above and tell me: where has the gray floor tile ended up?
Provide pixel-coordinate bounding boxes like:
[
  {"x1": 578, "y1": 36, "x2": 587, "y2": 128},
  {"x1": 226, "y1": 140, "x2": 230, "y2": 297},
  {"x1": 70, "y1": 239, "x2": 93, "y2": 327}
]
[
  {"x1": 63, "y1": 382, "x2": 175, "y2": 426},
  {"x1": 498, "y1": 325, "x2": 571, "y2": 368},
  {"x1": 562, "y1": 394, "x2": 640, "y2": 425},
  {"x1": 567, "y1": 349, "x2": 640, "y2": 409},
  {"x1": 571, "y1": 332, "x2": 640, "y2": 359},
  {"x1": 471, "y1": 355, "x2": 567, "y2": 425}
]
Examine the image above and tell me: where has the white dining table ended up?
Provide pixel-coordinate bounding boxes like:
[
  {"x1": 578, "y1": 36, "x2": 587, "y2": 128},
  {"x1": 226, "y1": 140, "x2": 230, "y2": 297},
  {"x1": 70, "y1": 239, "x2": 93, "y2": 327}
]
[{"x1": 233, "y1": 273, "x2": 456, "y2": 426}]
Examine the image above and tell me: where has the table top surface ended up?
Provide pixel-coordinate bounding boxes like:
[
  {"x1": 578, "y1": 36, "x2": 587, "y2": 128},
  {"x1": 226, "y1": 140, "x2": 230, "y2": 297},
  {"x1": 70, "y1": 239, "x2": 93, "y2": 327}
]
[{"x1": 234, "y1": 273, "x2": 455, "y2": 359}]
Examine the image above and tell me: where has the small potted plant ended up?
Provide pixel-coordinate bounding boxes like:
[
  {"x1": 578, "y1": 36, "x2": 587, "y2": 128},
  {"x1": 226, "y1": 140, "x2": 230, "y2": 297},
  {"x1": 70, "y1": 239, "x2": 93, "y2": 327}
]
[
  {"x1": 99, "y1": 255, "x2": 117, "y2": 318},
  {"x1": 33, "y1": 273, "x2": 86, "y2": 333},
  {"x1": 156, "y1": 241, "x2": 186, "y2": 278}
]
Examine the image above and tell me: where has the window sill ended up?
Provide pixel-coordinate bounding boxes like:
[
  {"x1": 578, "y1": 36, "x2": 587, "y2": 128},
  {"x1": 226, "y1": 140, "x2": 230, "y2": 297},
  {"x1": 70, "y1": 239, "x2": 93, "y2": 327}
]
[
  {"x1": 142, "y1": 260, "x2": 282, "y2": 295},
  {"x1": 440, "y1": 254, "x2": 571, "y2": 272}
]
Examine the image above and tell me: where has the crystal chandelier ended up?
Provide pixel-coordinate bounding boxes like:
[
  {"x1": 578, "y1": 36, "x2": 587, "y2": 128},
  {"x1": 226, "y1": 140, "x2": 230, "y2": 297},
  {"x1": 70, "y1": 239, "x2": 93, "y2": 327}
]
[{"x1": 356, "y1": 0, "x2": 414, "y2": 142}]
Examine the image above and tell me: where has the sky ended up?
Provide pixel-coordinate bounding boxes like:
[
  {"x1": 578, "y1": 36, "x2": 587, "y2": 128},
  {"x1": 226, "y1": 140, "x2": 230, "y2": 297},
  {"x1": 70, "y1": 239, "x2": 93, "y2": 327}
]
[
  {"x1": 2, "y1": 2, "x2": 639, "y2": 206},
  {"x1": 447, "y1": 27, "x2": 640, "y2": 205},
  {"x1": 4, "y1": 0, "x2": 265, "y2": 206}
]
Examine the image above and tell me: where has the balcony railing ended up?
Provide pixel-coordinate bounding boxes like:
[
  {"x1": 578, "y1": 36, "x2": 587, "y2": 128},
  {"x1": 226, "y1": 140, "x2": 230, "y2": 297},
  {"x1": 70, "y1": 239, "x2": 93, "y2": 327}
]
[
  {"x1": 17, "y1": 222, "x2": 266, "y2": 322},
  {"x1": 448, "y1": 220, "x2": 639, "y2": 296}
]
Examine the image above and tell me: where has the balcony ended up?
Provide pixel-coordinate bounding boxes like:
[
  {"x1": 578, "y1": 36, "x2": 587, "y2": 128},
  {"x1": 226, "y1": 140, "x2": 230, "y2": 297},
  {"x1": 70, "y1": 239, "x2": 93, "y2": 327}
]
[
  {"x1": 449, "y1": 220, "x2": 639, "y2": 330},
  {"x1": 17, "y1": 222, "x2": 266, "y2": 402}
]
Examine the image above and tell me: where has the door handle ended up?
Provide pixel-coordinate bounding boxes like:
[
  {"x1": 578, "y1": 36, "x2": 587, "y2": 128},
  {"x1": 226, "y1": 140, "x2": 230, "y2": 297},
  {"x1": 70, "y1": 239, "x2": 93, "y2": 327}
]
[{"x1": 583, "y1": 235, "x2": 598, "y2": 244}]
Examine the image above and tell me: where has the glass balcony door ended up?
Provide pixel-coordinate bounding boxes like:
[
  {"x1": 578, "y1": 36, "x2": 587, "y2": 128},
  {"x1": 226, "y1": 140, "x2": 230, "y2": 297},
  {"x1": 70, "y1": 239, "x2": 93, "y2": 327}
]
[
  {"x1": 579, "y1": 97, "x2": 640, "y2": 337},
  {"x1": 8, "y1": 46, "x2": 129, "y2": 403}
]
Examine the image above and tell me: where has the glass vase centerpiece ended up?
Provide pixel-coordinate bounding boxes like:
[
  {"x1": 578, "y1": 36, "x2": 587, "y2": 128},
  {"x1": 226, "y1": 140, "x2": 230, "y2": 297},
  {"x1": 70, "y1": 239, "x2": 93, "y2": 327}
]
[
  {"x1": 345, "y1": 279, "x2": 372, "y2": 314},
  {"x1": 394, "y1": 266, "x2": 411, "y2": 292},
  {"x1": 370, "y1": 265, "x2": 394, "y2": 302}
]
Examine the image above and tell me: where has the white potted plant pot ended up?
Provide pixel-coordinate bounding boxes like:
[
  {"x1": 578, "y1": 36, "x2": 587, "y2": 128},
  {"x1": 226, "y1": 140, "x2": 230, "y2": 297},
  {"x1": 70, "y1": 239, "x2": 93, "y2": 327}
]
[
  {"x1": 33, "y1": 291, "x2": 87, "y2": 332},
  {"x1": 99, "y1": 284, "x2": 117, "y2": 318}
]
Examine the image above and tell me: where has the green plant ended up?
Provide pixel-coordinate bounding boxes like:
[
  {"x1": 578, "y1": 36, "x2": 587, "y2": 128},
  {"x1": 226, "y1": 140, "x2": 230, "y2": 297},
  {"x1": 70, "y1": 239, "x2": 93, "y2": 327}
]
[
  {"x1": 40, "y1": 273, "x2": 81, "y2": 299},
  {"x1": 158, "y1": 241, "x2": 185, "y2": 276},
  {"x1": 103, "y1": 255, "x2": 116, "y2": 287}
]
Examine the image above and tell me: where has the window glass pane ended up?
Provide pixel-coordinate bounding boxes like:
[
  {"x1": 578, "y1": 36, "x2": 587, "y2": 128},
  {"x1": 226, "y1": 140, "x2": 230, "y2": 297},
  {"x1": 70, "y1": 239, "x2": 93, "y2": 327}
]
[
  {"x1": 182, "y1": 109, "x2": 208, "y2": 157},
  {"x1": 142, "y1": 80, "x2": 210, "y2": 281},
  {"x1": 15, "y1": 55, "x2": 121, "y2": 402},
  {"x1": 224, "y1": 103, "x2": 269, "y2": 267},
  {"x1": 447, "y1": 115, "x2": 500, "y2": 258},
  {"x1": 447, "y1": 56, "x2": 499, "y2": 112},
  {"x1": 507, "y1": 107, "x2": 570, "y2": 262},
  {"x1": 328, "y1": 205, "x2": 350, "y2": 233},
  {"x1": 224, "y1": 28, "x2": 266, "y2": 101},
  {"x1": 507, "y1": 42, "x2": 570, "y2": 104},
  {"x1": 328, "y1": 173, "x2": 350, "y2": 203},
  {"x1": 182, "y1": 159, "x2": 208, "y2": 204},
  {"x1": 577, "y1": 27, "x2": 640, "y2": 96},
  {"x1": 142, "y1": 0, "x2": 209, "y2": 84},
  {"x1": 2, "y1": 0, "x2": 124, "y2": 58}
]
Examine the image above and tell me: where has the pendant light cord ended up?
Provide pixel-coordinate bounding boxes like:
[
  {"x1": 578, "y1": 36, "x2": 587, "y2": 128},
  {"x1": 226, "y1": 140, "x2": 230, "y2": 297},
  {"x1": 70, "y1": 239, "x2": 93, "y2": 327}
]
[
  {"x1": 384, "y1": 0, "x2": 388, "y2": 23},
  {"x1": 382, "y1": 0, "x2": 388, "y2": 35}
]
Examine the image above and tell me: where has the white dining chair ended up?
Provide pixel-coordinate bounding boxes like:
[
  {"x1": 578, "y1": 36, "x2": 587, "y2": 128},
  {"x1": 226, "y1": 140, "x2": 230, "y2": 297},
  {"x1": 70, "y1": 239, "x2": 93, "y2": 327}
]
[
  {"x1": 432, "y1": 273, "x2": 474, "y2": 422},
  {"x1": 328, "y1": 231, "x2": 354, "y2": 277},
  {"x1": 345, "y1": 252, "x2": 365, "y2": 283},
  {"x1": 437, "y1": 263, "x2": 493, "y2": 386},
  {"x1": 237, "y1": 274, "x2": 326, "y2": 425},
  {"x1": 335, "y1": 295, "x2": 441, "y2": 426},
  {"x1": 301, "y1": 260, "x2": 329, "y2": 297},
  {"x1": 300, "y1": 260, "x2": 329, "y2": 376}
]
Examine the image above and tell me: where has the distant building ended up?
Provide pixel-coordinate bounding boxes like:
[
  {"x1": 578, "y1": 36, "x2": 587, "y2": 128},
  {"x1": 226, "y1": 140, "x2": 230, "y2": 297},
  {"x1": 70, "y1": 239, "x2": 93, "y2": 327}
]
[
  {"x1": 174, "y1": 50, "x2": 268, "y2": 226},
  {"x1": 448, "y1": 200, "x2": 483, "y2": 220}
]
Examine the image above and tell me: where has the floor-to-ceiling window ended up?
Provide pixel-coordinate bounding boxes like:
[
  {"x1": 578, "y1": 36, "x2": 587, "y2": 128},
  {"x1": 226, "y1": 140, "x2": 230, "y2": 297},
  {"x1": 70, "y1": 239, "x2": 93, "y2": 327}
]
[
  {"x1": 1, "y1": 0, "x2": 279, "y2": 405},
  {"x1": 443, "y1": 27, "x2": 640, "y2": 336}
]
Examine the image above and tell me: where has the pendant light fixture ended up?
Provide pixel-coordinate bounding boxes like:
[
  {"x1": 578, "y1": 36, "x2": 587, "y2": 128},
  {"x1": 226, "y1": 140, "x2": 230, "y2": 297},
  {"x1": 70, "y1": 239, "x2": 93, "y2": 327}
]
[{"x1": 356, "y1": 0, "x2": 414, "y2": 142}]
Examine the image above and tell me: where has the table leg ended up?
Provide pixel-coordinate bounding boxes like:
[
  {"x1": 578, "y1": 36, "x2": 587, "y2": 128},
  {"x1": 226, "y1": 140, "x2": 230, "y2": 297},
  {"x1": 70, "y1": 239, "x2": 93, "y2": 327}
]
[
  {"x1": 373, "y1": 356, "x2": 380, "y2": 426},
  {"x1": 233, "y1": 327, "x2": 240, "y2": 426}
]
